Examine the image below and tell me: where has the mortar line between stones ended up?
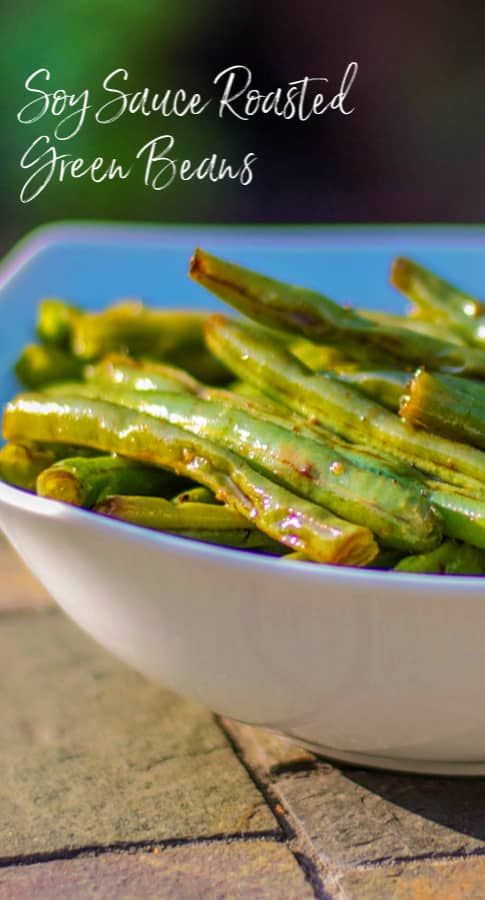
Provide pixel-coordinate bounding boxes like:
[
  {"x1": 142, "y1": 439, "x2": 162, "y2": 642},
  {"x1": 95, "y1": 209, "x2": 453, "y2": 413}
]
[
  {"x1": 216, "y1": 717, "x2": 333, "y2": 900},
  {"x1": 0, "y1": 831, "x2": 286, "y2": 870}
]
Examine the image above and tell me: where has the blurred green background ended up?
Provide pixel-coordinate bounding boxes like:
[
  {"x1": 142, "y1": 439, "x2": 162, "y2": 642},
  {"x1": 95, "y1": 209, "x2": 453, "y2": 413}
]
[{"x1": 1, "y1": 0, "x2": 484, "y2": 254}]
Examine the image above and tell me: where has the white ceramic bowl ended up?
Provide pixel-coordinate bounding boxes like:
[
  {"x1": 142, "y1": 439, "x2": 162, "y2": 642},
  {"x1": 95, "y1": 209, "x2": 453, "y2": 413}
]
[{"x1": 2, "y1": 223, "x2": 485, "y2": 776}]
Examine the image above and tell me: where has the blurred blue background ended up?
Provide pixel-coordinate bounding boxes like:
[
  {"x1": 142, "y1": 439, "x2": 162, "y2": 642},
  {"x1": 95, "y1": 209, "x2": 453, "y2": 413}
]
[{"x1": 1, "y1": 0, "x2": 484, "y2": 254}]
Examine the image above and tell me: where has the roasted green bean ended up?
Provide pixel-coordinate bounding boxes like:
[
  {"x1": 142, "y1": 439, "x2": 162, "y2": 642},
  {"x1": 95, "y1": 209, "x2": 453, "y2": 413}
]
[
  {"x1": 400, "y1": 369, "x2": 485, "y2": 450},
  {"x1": 36, "y1": 299, "x2": 80, "y2": 346},
  {"x1": 85, "y1": 354, "x2": 200, "y2": 394},
  {"x1": 391, "y1": 258, "x2": 485, "y2": 345},
  {"x1": 96, "y1": 496, "x2": 281, "y2": 551},
  {"x1": 331, "y1": 370, "x2": 408, "y2": 410},
  {"x1": 394, "y1": 540, "x2": 485, "y2": 575},
  {"x1": 172, "y1": 486, "x2": 218, "y2": 504},
  {"x1": 3, "y1": 394, "x2": 378, "y2": 565},
  {"x1": 0, "y1": 442, "x2": 97, "y2": 491},
  {"x1": 191, "y1": 249, "x2": 485, "y2": 376},
  {"x1": 205, "y1": 315, "x2": 485, "y2": 490},
  {"x1": 37, "y1": 455, "x2": 186, "y2": 508},
  {"x1": 15, "y1": 344, "x2": 84, "y2": 389},
  {"x1": 56, "y1": 381, "x2": 441, "y2": 552},
  {"x1": 0, "y1": 442, "x2": 61, "y2": 491}
]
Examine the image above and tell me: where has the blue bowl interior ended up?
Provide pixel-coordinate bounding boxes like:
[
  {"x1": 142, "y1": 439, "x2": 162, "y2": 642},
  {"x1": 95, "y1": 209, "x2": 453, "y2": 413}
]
[{"x1": 0, "y1": 223, "x2": 484, "y2": 411}]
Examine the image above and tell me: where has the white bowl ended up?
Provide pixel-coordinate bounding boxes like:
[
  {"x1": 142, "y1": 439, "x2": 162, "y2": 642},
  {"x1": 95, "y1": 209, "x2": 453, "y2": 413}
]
[{"x1": 2, "y1": 222, "x2": 485, "y2": 776}]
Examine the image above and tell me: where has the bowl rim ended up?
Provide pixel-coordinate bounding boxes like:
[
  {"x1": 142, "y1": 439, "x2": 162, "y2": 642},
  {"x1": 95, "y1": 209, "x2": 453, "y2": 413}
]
[{"x1": 2, "y1": 218, "x2": 485, "y2": 296}]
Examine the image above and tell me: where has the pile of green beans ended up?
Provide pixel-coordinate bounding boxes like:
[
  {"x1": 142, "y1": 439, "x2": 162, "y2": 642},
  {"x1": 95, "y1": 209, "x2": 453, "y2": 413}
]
[{"x1": 3, "y1": 250, "x2": 485, "y2": 574}]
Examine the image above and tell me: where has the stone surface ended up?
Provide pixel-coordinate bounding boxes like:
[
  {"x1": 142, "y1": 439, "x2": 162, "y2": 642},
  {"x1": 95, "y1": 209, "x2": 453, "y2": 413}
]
[
  {"x1": 338, "y1": 855, "x2": 485, "y2": 899},
  {"x1": 274, "y1": 766, "x2": 485, "y2": 867},
  {"x1": 0, "y1": 611, "x2": 277, "y2": 859},
  {"x1": 0, "y1": 536, "x2": 52, "y2": 610},
  {"x1": 222, "y1": 720, "x2": 316, "y2": 776},
  {"x1": 0, "y1": 842, "x2": 315, "y2": 900},
  {"x1": 228, "y1": 721, "x2": 485, "y2": 872}
]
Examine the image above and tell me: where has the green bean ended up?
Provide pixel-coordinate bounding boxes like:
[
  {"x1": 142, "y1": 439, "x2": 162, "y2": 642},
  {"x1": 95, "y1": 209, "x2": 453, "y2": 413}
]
[
  {"x1": 330, "y1": 370, "x2": 408, "y2": 410},
  {"x1": 176, "y1": 530, "x2": 285, "y2": 551},
  {"x1": 37, "y1": 455, "x2": 185, "y2": 508},
  {"x1": 79, "y1": 354, "x2": 425, "y2": 482},
  {"x1": 426, "y1": 485, "x2": 485, "y2": 550},
  {"x1": 205, "y1": 315, "x2": 485, "y2": 491},
  {"x1": 86, "y1": 354, "x2": 304, "y2": 427},
  {"x1": 400, "y1": 369, "x2": 485, "y2": 449},
  {"x1": 164, "y1": 345, "x2": 230, "y2": 385},
  {"x1": 50, "y1": 381, "x2": 441, "y2": 552},
  {"x1": 70, "y1": 302, "x2": 208, "y2": 361},
  {"x1": 394, "y1": 541, "x2": 485, "y2": 575},
  {"x1": 282, "y1": 551, "x2": 312, "y2": 562},
  {"x1": 3, "y1": 394, "x2": 378, "y2": 566},
  {"x1": 72, "y1": 304, "x2": 231, "y2": 385},
  {"x1": 96, "y1": 496, "x2": 283, "y2": 552},
  {"x1": 391, "y1": 258, "x2": 485, "y2": 345},
  {"x1": 0, "y1": 442, "x2": 60, "y2": 491},
  {"x1": 367, "y1": 549, "x2": 405, "y2": 569},
  {"x1": 291, "y1": 338, "x2": 409, "y2": 410},
  {"x1": 85, "y1": 354, "x2": 200, "y2": 394},
  {"x1": 291, "y1": 335, "x2": 391, "y2": 369},
  {"x1": 36, "y1": 299, "x2": 80, "y2": 346},
  {"x1": 0, "y1": 441, "x2": 101, "y2": 490},
  {"x1": 97, "y1": 496, "x2": 248, "y2": 529},
  {"x1": 99, "y1": 495, "x2": 260, "y2": 535},
  {"x1": 285, "y1": 547, "x2": 405, "y2": 568},
  {"x1": 15, "y1": 344, "x2": 84, "y2": 388},
  {"x1": 52, "y1": 376, "x2": 431, "y2": 498},
  {"x1": 172, "y1": 486, "x2": 218, "y2": 504},
  {"x1": 291, "y1": 340, "x2": 360, "y2": 372},
  {"x1": 364, "y1": 309, "x2": 465, "y2": 345},
  {"x1": 190, "y1": 248, "x2": 485, "y2": 377}
]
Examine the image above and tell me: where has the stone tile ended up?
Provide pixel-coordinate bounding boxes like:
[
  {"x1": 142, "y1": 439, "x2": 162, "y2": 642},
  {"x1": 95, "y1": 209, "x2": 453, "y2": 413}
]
[
  {"x1": 274, "y1": 766, "x2": 485, "y2": 867},
  {"x1": 0, "y1": 536, "x2": 53, "y2": 611},
  {"x1": 222, "y1": 720, "x2": 316, "y2": 776},
  {"x1": 338, "y1": 855, "x2": 485, "y2": 899},
  {"x1": 0, "y1": 842, "x2": 314, "y2": 900},
  {"x1": 0, "y1": 612, "x2": 277, "y2": 859}
]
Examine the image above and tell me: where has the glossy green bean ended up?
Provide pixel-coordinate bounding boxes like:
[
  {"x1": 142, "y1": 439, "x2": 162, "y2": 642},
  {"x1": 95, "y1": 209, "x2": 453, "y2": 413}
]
[
  {"x1": 3, "y1": 394, "x2": 378, "y2": 566},
  {"x1": 37, "y1": 455, "x2": 185, "y2": 508},
  {"x1": 391, "y1": 258, "x2": 485, "y2": 345},
  {"x1": 50, "y1": 381, "x2": 441, "y2": 552},
  {"x1": 191, "y1": 249, "x2": 485, "y2": 376},
  {"x1": 400, "y1": 369, "x2": 485, "y2": 450},
  {"x1": 205, "y1": 315, "x2": 485, "y2": 491}
]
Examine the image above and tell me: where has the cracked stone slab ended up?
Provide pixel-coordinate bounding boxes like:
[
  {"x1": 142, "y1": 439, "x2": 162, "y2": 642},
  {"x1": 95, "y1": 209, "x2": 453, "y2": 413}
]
[
  {"x1": 0, "y1": 536, "x2": 53, "y2": 610},
  {"x1": 0, "y1": 611, "x2": 277, "y2": 859},
  {"x1": 274, "y1": 766, "x2": 485, "y2": 867},
  {"x1": 0, "y1": 842, "x2": 315, "y2": 900},
  {"x1": 338, "y1": 854, "x2": 485, "y2": 899}
]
